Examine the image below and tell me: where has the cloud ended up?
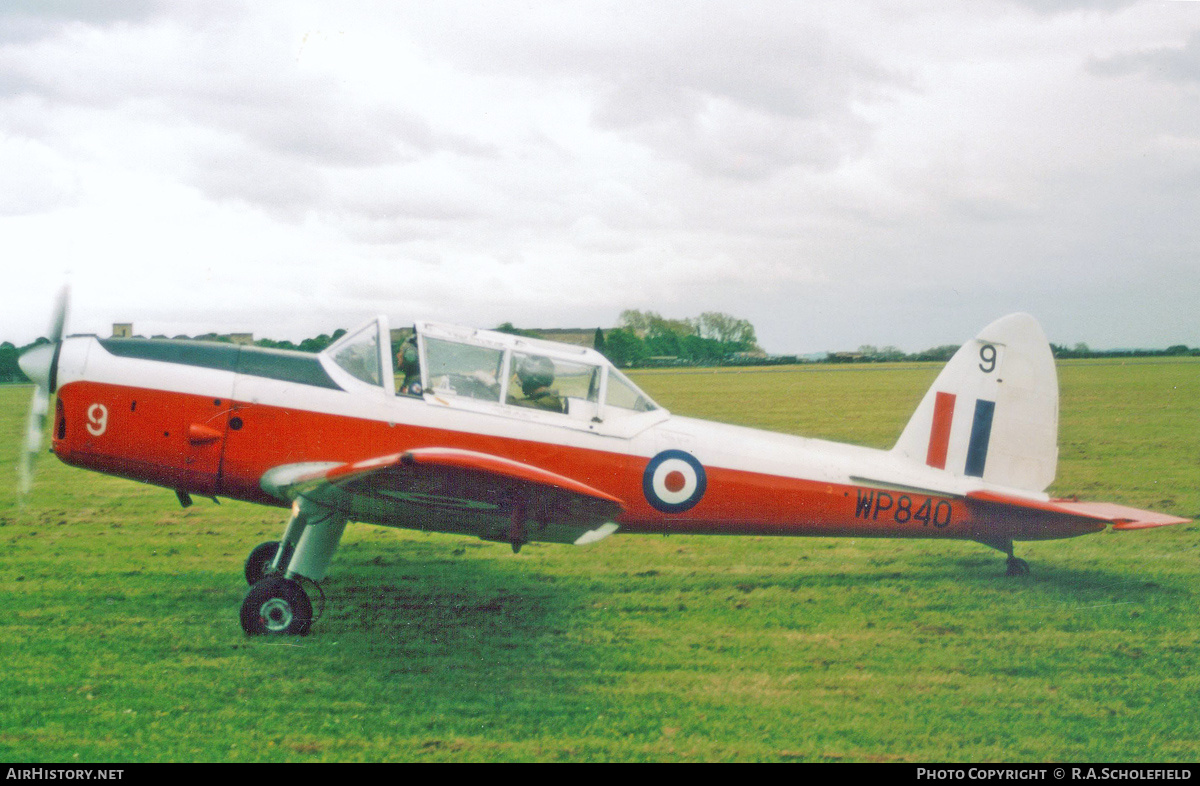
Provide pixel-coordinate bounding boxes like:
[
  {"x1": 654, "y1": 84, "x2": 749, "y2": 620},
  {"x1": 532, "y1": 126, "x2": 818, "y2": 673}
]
[
  {"x1": 2, "y1": 1, "x2": 1199, "y2": 354},
  {"x1": 0, "y1": 0, "x2": 160, "y2": 43},
  {"x1": 399, "y1": 3, "x2": 903, "y2": 179},
  {"x1": 1002, "y1": 0, "x2": 1140, "y2": 16},
  {"x1": 0, "y1": 6, "x2": 501, "y2": 225},
  {"x1": 0, "y1": 136, "x2": 79, "y2": 216},
  {"x1": 1088, "y1": 29, "x2": 1200, "y2": 83}
]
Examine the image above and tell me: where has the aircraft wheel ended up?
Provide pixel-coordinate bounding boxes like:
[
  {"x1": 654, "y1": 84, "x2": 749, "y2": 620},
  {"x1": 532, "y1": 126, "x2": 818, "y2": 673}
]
[
  {"x1": 240, "y1": 577, "x2": 313, "y2": 636},
  {"x1": 1006, "y1": 556, "x2": 1030, "y2": 576},
  {"x1": 244, "y1": 541, "x2": 293, "y2": 586}
]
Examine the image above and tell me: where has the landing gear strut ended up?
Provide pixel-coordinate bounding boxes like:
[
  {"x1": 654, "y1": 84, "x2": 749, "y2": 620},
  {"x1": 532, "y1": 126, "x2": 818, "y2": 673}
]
[
  {"x1": 244, "y1": 540, "x2": 293, "y2": 585},
  {"x1": 980, "y1": 538, "x2": 1031, "y2": 576},
  {"x1": 1002, "y1": 539, "x2": 1030, "y2": 576},
  {"x1": 239, "y1": 499, "x2": 346, "y2": 636}
]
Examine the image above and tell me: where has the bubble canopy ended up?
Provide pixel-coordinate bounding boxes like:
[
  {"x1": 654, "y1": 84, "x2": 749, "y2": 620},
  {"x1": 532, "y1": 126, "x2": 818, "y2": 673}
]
[{"x1": 322, "y1": 317, "x2": 664, "y2": 432}]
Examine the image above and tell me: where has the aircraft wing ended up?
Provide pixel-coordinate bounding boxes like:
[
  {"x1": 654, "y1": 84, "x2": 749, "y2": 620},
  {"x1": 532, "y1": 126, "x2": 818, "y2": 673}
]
[
  {"x1": 260, "y1": 448, "x2": 624, "y2": 547},
  {"x1": 966, "y1": 490, "x2": 1191, "y2": 530}
]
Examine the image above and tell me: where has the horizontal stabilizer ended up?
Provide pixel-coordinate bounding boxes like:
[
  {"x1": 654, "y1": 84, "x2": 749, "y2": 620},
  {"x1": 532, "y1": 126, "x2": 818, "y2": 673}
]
[
  {"x1": 966, "y1": 490, "x2": 1190, "y2": 529},
  {"x1": 1050, "y1": 501, "x2": 1191, "y2": 530}
]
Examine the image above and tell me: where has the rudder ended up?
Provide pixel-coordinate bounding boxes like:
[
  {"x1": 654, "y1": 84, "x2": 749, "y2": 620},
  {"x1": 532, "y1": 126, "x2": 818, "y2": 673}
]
[{"x1": 893, "y1": 313, "x2": 1058, "y2": 493}]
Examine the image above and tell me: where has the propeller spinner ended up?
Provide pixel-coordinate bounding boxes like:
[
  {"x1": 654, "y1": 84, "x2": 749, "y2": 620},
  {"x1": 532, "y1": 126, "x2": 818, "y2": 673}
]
[{"x1": 17, "y1": 288, "x2": 69, "y2": 499}]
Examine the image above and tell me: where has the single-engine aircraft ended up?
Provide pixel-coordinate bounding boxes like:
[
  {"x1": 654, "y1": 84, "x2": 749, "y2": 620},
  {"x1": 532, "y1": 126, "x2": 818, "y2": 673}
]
[{"x1": 18, "y1": 295, "x2": 1189, "y2": 635}]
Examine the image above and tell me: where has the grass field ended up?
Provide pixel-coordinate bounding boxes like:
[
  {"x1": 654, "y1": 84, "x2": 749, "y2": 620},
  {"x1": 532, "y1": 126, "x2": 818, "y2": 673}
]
[{"x1": 1, "y1": 358, "x2": 1198, "y2": 762}]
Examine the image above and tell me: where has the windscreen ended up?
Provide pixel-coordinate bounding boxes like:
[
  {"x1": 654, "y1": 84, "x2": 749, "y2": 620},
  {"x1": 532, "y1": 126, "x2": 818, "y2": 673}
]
[
  {"x1": 331, "y1": 324, "x2": 382, "y2": 387},
  {"x1": 606, "y1": 368, "x2": 657, "y2": 412}
]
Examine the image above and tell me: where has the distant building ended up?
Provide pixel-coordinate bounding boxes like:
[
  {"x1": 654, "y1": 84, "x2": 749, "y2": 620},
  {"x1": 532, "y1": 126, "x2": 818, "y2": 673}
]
[
  {"x1": 112, "y1": 323, "x2": 133, "y2": 338},
  {"x1": 227, "y1": 333, "x2": 254, "y2": 346}
]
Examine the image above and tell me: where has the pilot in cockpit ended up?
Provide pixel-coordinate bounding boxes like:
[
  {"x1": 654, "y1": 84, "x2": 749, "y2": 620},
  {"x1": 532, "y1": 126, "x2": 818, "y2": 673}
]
[
  {"x1": 395, "y1": 337, "x2": 422, "y2": 396},
  {"x1": 509, "y1": 355, "x2": 564, "y2": 413}
]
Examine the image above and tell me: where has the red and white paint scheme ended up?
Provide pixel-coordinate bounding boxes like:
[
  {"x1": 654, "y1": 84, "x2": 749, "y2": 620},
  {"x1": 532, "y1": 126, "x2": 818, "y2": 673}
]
[{"x1": 19, "y1": 305, "x2": 1189, "y2": 635}]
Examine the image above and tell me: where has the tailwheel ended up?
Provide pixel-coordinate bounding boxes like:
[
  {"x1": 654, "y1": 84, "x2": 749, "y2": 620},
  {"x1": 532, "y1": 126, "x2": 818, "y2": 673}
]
[
  {"x1": 1006, "y1": 556, "x2": 1030, "y2": 576},
  {"x1": 240, "y1": 577, "x2": 313, "y2": 636},
  {"x1": 244, "y1": 540, "x2": 294, "y2": 586}
]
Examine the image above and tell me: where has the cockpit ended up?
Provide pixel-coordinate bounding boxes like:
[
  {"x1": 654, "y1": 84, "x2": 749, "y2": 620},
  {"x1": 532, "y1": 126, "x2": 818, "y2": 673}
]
[{"x1": 320, "y1": 317, "x2": 663, "y2": 435}]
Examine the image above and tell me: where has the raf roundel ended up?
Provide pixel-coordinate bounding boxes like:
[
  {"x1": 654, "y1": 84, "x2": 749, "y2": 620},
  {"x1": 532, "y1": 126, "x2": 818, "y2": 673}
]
[{"x1": 643, "y1": 450, "x2": 707, "y2": 513}]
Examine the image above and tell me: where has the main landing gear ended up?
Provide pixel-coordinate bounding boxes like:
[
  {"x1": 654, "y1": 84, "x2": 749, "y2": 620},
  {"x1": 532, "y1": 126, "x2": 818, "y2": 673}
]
[
  {"x1": 1006, "y1": 555, "x2": 1030, "y2": 576},
  {"x1": 241, "y1": 576, "x2": 313, "y2": 636},
  {"x1": 983, "y1": 538, "x2": 1030, "y2": 576},
  {"x1": 239, "y1": 499, "x2": 346, "y2": 636}
]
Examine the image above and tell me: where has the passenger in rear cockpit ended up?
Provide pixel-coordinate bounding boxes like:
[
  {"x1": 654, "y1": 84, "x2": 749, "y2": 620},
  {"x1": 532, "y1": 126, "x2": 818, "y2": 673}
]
[{"x1": 508, "y1": 355, "x2": 564, "y2": 413}]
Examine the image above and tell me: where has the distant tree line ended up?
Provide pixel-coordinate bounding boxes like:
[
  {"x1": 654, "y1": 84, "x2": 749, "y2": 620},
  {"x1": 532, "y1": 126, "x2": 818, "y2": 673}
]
[
  {"x1": 2, "y1": 323, "x2": 1196, "y2": 384},
  {"x1": 1048, "y1": 343, "x2": 1198, "y2": 360},
  {"x1": 828, "y1": 344, "x2": 961, "y2": 364},
  {"x1": 0, "y1": 341, "x2": 37, "y2": 383},
  {"x1": 250, "y1": 330, "x2": 347, "y2": 354},
  {"x1": 120, "y1": 331, "x2": 351, "y2": 353},
  {"x1": 835, "y1": 342, "x2": 1199, "y2": 364},
  {"x1": 600, "y1": 310, "x2": 762, "y2": 367}
]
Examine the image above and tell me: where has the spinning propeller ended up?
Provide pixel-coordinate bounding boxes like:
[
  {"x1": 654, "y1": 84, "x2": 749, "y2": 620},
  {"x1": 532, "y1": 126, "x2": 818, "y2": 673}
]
[{"x1": 18, "y1": 288, "x2": 69, "y2": 500}]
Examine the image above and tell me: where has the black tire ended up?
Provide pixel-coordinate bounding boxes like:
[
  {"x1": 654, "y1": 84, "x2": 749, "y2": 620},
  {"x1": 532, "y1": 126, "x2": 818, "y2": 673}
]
[
  {"x1": 244, "y1": 541, "x2": 293, "y2": 586},
  {"x1": 1006, "y1": 556, "x2": 1030, "y2": 576},
  {"x1": 240, "y1": 577, "x2": 313, "y2": 636}
]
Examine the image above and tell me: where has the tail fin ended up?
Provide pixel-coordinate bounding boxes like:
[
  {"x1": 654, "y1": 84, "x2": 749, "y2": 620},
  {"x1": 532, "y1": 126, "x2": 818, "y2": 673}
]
[{"x1": 893, "y1": 313, "x2": 1058, "y2": 493}]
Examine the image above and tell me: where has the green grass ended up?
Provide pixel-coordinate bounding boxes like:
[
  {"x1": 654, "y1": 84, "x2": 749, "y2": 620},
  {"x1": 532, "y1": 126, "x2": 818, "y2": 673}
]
[{"x1": 1, "y1": 359, "x2": 1198, "y2": 762}]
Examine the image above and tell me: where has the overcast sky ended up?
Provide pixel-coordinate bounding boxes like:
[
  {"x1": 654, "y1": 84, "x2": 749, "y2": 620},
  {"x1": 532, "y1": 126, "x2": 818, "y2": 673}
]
[{"x1": 2, "y1": 0, "x2": 1198, "y2": 354}]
